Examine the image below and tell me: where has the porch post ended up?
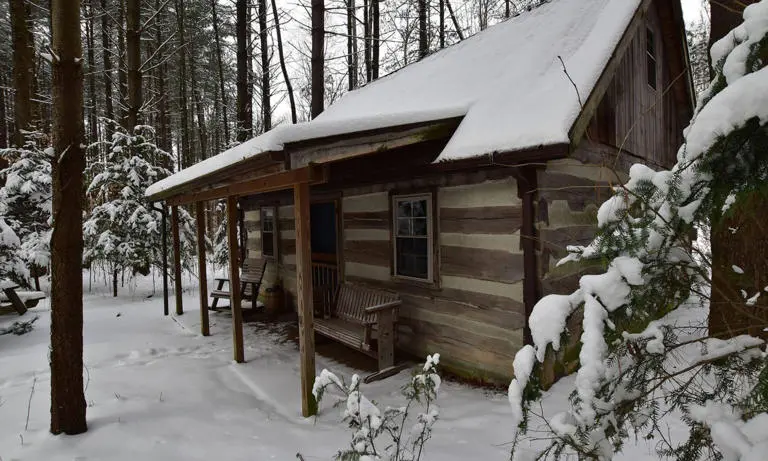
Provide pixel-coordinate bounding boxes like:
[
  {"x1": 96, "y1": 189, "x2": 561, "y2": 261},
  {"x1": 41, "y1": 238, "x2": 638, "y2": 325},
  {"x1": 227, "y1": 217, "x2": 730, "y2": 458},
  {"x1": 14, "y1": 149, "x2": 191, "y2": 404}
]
[
  {"x1": 171, "y1": 205, "x2": 183, "y2": 315},
  {"x1": 227, "y1": 195, "x2": 245, "y2": 363},
  {"x1": 294, "y1": 182, "x2": 316, "y2": 417},
  {"x1": 161, "y1": 203, "x2": 169, "y2": 316},
  {"x1": 195, "y1": 201, "x2": 210, "y2": 336}
]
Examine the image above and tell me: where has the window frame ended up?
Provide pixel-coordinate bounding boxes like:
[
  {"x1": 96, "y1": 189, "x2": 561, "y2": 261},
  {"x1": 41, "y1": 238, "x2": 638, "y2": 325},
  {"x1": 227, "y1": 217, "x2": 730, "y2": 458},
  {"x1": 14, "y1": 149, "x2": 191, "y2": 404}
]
[
  {"x1": 646, "y1": 26, "x2": 658, "y2": 91},
  {"x1": 260, "y1": 206, "x2": 278, "y2": 260},
  {"x1": 391, "y1": 192, "x2": 435, "y2": 283}
]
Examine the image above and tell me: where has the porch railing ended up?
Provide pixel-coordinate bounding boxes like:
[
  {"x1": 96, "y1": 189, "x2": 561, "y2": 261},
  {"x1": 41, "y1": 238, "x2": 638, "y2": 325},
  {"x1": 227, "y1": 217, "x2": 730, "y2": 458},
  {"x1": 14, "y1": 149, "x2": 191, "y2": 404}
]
[{"x1": 312, "y1": 261, "x2": 338, "y2": 318}]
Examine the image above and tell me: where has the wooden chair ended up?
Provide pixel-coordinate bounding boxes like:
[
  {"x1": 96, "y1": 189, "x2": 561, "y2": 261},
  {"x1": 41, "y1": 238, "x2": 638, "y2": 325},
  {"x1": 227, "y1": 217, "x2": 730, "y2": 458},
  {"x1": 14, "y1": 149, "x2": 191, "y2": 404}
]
[
  {"x1": 210, "y1": 258, "x2": 267, "y2": 310},
  {"x1": 1, "y1": 281, "x2": 46, "y2": 315},
  {"x1": 314, "y1": 283, "x2": 401, "y2": 373}
]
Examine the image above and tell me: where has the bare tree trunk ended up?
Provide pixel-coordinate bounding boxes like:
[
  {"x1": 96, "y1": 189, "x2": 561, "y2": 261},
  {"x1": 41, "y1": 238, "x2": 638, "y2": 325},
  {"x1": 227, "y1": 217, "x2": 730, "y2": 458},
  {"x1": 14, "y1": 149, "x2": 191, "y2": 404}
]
[
  {"x1": 372, "y1": 0, "x2": 379, "y2": 79},
  {"x1": 118, "y1": 0, "x2": 128, "y2": 126},
  {"x1": 0, "y1": 75, "x2": 7, "y2": 149},
  {"x1": 363, "y1": 0, "x2": 371, "y2": 82},
  {"x1": 258, "y1": 0, "x2": 271, "y2": 131},
  {"x1": 346, "y1": 0, "x2": 357, "y2": 90},
  {"x1": 271, "y1": 0, "x2": 297, "y2": 124},
  {"x1": 50, "y1": 0, "x2": 87, "y2": 436},
  {"x1": 126, "y1": 0, "x2": 142, "y2": 129},
  {"x1": 445, "y1": 0, "x2": 464, "y2": 41},
  {"x1": 10, "y1": 0, "x2": 36, "y2": 145},
  {"x1": 210, "y1": 0, "x2": 230, "y2": 145},
  {"x1": 153, "y1": 0, "x2": 170, "y2": 154},
  {"x1": 311, "y1": 0, "x2": 324, "y2": 118},
  {"x1": 175, "y1": 0, "x2": 190, "y2": 166},
  {"x1": 505, "y1": 0, "x2": 510, "y2": 19},
  {"x1": 439, "y1": 0, "x2": 445, "y2": 49},
  {"x1": 236, "y1": 0, "x2": 252, "y2": 141},
  {"x1": 100, "y1": 0, "x2": 114, "y2": 124},
  {"x1": 85, "y1": 0, "x2": 98, "y2": 144},
  {"x1": 418, "y1": 0, "x2": 427, "y2": 59},
  {"x1": 189, "y1": 49, "x2": 208, "y2": 161}
]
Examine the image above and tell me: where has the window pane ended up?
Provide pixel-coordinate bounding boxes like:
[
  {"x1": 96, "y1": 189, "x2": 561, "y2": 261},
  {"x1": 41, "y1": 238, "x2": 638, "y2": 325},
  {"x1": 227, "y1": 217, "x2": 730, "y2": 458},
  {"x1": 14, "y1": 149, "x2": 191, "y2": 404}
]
[
  {"x1": 412, "y1": 218, "x2": 427, "y2": 236},
  {"x1": 396, "y1": 237, "x2": 429, "y2": 279},
  {"x1": 262, "y1": 231, "x2": 274, "y2": 256},
  {"x1": 397, "y1": 218, "x2": 411, "y2": 236},
  {"x1": 397, "y1": 200, "x2": 411, "y2": 218},
  {"x1": 411, "y1": 199, "x2": 427, "y2": 217}
]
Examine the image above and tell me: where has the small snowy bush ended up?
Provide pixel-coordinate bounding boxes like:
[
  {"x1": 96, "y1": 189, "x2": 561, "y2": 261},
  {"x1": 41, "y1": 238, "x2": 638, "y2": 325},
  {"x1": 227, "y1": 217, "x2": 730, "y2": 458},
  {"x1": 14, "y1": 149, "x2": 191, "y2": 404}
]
[{"x1": 313, "y1": 354, "x2": 441, "y2": 461}]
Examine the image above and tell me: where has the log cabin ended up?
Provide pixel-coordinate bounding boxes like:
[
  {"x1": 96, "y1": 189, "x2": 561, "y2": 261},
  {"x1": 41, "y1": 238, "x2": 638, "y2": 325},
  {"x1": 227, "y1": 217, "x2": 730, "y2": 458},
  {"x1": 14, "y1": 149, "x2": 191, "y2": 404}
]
[{"x1": 146, "y1": 0, "x2": 694, "y2": 415}]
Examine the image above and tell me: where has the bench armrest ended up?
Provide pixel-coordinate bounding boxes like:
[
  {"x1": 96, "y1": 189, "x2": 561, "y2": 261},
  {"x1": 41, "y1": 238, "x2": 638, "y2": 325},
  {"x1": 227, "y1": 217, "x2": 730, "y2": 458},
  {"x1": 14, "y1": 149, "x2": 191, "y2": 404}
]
[
  {"x1": 365, "y1": 300, "x2": 401, "y2": 314},
  {"x1": 214, "y1": 277, "x2": 230, "y2": 282}
]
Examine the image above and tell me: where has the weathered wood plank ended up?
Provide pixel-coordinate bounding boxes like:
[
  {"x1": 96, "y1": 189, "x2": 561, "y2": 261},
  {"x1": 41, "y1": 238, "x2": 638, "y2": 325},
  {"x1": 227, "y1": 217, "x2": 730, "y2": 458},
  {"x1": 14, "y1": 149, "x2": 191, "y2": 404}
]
[
  {"x1": 227, "y1": 196, "x2": 244, "y2": 363},
  {"x1": 440, "y1": 206, "x2": 522, "y2": 234},
  {"x1": 195, "y1": 202, "x2": 210, "y2": 336},
  {"x1": 344, "y1": 240, "x2": 390, "y2": 267},
  {"x1": 294, "y1": 182, "x2": 316, "y2": 417},
  {"x1": 343, "y1": 211, "x2": 390, "y2": 230},
  {"x1": 171, "y1": 206, "x2": 183, "y2": 315},
  {"x1": 441, "y1": 245, "x2": 525, "y2": 284}
]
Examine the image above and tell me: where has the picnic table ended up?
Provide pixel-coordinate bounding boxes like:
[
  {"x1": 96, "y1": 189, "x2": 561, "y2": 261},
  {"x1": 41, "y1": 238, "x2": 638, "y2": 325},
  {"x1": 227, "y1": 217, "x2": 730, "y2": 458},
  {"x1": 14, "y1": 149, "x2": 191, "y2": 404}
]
[{"x1": 0, "y1": 280, "x2": 46, "y2": 315}]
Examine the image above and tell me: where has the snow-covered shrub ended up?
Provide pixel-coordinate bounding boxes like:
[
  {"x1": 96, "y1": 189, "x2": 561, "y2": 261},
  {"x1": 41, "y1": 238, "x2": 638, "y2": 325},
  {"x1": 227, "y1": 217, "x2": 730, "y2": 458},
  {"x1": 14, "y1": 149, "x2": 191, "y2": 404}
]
[
  {"x1": 84, "y1": 122, "x2": 195, "y2": 295},
  {"x1": 0, "y1": 218, "x2": 28, "y2": 285},
  {"x1": 313, "y1": 354, "x2": 441, "y2": 461},
  {"x1": 0, "y1": 131, "x2": 52, "y2": 283},
  {"x1": 509, "y1": 3, "x2": 768, "y2": 460}
]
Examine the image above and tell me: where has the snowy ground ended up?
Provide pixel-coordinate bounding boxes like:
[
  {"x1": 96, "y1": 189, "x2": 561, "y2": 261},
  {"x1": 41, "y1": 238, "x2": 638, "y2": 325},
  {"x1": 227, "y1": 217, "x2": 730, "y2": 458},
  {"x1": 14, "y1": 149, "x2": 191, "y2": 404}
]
[{"x1": 0, "y1": 273, "x2": 698, "y2": 460}]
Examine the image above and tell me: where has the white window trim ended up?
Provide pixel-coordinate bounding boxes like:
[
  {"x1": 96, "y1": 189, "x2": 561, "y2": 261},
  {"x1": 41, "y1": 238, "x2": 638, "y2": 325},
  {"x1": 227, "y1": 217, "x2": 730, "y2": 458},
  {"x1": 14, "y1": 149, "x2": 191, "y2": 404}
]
[
  {"x1": 260, "y1": 206, "x2": 278, "y2": 259},
  {"x1": 392, "y1": 193, "x2": 434, "y2": 282}
]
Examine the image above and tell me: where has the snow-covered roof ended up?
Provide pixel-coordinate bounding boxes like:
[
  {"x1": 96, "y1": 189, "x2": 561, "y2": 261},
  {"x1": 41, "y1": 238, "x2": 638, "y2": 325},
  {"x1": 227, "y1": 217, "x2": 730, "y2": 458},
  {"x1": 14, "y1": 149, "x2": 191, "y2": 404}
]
[{"x1": 147, "y1": 0, "x2": 640, "y2": 199}]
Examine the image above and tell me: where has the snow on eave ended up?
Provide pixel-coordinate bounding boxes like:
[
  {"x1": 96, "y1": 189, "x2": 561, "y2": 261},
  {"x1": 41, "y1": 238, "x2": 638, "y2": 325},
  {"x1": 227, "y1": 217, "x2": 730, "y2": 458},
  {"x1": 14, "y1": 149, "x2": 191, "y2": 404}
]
[{"x1": 145, "y1": 107, "x2": 467, "y2": 200}]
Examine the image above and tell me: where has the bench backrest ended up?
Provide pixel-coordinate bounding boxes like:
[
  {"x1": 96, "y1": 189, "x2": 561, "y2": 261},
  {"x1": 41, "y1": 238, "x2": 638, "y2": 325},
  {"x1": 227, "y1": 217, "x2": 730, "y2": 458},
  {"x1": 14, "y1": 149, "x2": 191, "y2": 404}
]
[
  {"x1": 242, "y1": 258, "x2": 266, "y2": 283},
  {"x1": 334, "y1": 283, "x2": 399, "y2": 324}
]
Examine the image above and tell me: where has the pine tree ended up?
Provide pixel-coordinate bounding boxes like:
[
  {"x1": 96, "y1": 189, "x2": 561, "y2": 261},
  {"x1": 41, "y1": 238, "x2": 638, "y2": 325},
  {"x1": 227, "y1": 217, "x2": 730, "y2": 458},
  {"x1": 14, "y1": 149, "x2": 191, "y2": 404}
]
[
  {"x1": 0, "y1": 131, "x2": 53, "y2": 283},
  {"x1": 84, "y1": 123, "x2": 193, "y2": 296},
  {"x1": 509, "y1": 3, "x2": 768, "y2": 460},
  {"x1": 0, "y1": 217, "x2": 27, "y2": 285}
]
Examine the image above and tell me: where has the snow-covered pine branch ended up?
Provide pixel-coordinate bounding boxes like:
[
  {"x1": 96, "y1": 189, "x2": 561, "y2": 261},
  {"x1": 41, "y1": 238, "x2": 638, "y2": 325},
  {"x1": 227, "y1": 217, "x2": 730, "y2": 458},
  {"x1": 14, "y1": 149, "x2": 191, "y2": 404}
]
[{"x1": 509, "y1": 2, "x2": 768, "y2": 460}]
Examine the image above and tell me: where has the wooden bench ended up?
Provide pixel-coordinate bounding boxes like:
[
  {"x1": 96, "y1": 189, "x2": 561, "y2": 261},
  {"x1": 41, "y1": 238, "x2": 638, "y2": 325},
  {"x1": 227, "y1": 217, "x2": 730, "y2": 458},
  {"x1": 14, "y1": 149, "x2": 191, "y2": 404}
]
[
  {"x1": 315, "y1": 283, "x2": 401, "y2": 372},
  {"x1": 210, "y1": 258, "x2": 266, "y2": 310},
  {"x1": 1, "y1": 281, "x2": 46, "y2": 316}
]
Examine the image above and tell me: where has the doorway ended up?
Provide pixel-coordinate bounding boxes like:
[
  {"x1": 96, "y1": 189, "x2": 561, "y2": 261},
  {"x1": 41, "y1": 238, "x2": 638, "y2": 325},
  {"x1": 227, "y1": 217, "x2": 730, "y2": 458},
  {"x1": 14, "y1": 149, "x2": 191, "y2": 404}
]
[{"x1": 310, "y1": 200, "x2": 340, "y2": 317}]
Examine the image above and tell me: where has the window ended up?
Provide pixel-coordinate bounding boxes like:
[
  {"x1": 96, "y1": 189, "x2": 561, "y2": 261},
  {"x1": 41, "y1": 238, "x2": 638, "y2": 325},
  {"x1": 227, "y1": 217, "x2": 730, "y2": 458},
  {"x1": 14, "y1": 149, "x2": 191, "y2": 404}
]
[
  {"x1": 393, "y1": 194, "x2": 433, "y2": 281},
  {"x1": 260, "y1": 207, "x2": 277, "y2": 258},
  {"x1": 647, "y1": 27, "x2": 657, "y2": 90}
]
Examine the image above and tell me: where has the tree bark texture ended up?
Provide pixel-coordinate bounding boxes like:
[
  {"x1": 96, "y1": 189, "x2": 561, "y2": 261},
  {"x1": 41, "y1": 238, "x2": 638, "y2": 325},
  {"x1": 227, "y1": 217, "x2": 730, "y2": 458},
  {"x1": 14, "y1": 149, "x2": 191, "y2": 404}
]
[
  {"x1": 10, "y1": 0, "x2": 36, "y2": 145},
  {"x1": 311, "y1": 0, "x2": 325, "y2": 118},
  {"x1": 210, "y1": 0, "x2": 230, "y2": 144},
  {"x1": 259, "y1": 0, "x2": 271, "y2": 131},
  {"x1": 236, "y1": 0, "x2": 252, "y2": 141},
  {"x1": 271, "y1": 0, "x2": 297, "y2": 124},
  {"x1": 372, "y1": 0, "x2": 379, "y2": 79},
  {"x1": 418, "y1": 0, "x2": 428, "y2": 59},
  {"x1": 50, "y1": 0, "x2": 88, "y2": 435},
  {"x1": 117, "y1": 0, "x2": 128, "y2": 126},
  {"x1": 174, "y1": 0, "x2": 190, "y2": 167},
  {"x1": 100, "y1": 0, "x2": 114, "y2": 125},
  {"x1": 126, "y1": 0, "x2": 142, "y2": 129}
]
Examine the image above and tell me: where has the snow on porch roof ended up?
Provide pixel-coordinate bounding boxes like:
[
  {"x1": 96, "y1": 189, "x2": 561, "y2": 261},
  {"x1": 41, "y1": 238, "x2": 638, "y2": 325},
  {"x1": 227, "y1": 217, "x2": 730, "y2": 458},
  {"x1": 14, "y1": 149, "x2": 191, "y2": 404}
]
[{"x1": 147, "y1": 0, "x2": 639, "y2": 199}]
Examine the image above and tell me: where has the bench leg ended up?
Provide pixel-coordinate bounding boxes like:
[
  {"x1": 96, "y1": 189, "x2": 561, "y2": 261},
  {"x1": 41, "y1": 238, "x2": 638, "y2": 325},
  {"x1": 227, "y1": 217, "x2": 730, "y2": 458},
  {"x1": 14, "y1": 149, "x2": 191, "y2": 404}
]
[
  {"x1": 3, "y1": 288, "x2": 27, "y2": 315},
  {"x1": 376, "y1": 310, "x2": 395, "y2": 370},
  {"x1": 210, "y1": 279, "x2": 226, "y2": 310}
]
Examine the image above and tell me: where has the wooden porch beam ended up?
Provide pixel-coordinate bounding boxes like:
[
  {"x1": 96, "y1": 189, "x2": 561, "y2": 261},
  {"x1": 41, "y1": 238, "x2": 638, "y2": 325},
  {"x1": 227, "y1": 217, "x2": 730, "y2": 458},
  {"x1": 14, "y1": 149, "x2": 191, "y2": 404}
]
[
  {"x1": 227, "y1": 196, "x2": 245, "y2": 363},
  {"x1": 167, "y1": 165, "x2": 328, "y2": 206},
  {"x1": 195, "y1": 202, "x2": 210, "y2": 336},
  {"x1": 171, "y1": 205, "x2": 183, "y2": 316},
  {"x1": 294, "y1": 181, "x2": 316, "y2": 417}
]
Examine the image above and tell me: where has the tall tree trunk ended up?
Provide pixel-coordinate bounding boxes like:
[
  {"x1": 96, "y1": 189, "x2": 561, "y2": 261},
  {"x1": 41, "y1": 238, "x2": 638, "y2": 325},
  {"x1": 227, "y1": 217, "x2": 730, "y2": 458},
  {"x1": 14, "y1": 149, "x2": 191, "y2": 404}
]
[
  {"x1": 175, "y1": 0, "x2": 190, "y2": 166},
  {"x1": 311, "y1": 0, "x2": 324, "y2": 118},
  {"x1": 0, "y1": 76, "x2": 7, "y2": 149},
  {"x1": 154, "y1": 0, "x2": 169, "y2": 154},
  {"x1": 418, "y1": 0, "x2": 427, "y2": 59},
  {"x1": 445, "y1": 0, "x2": 464, "y2": 41},
  {"x1": 346, "y1": 0, "x2": 357, "y2": 90},
  {"x1": 271, "y1": 0, "x2": 297, "y2": 124},
  {"x1": 189, "y1": 47, "x2": 208, "y2": 161},
  {"x1": 100, "y1": 0, "x2": 114, "y2": 124},
  {"x1": 439, "y1": 0, "x2": 445, "y2": 49},
  {"x1": 259, "y1": 0, "x2": 271, "y2": 131},
  {"x1": 10, "y1": 0, "x2": 36, "y2": 145},
  {"x1": 363, "y1": 0, "x2": 371, "y2": 82},
  {"x1": 505, "y1": 0, "x2": 510, "y2": 19},
  {"x1": 118, "y1": 0, "x2": 128, "y2": 126},
  {"x1": 126, "y1": 0, "x2": 142, "y2": 129},
  {"x1": 236, "y1": 0, "x2": 252, "y2": 141},
  {"x1": 86, "y1": 0, "x2": 98, "y2": 144},
  {"x1": 210, "y1": 0, "x2": 230, "y2": 145},
  {"x1": 50, "y1": 0, "x2": 87, "y2": 436},
  {"x1": 372, "y1": 0, "x2": 379, "y2": 79}
]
